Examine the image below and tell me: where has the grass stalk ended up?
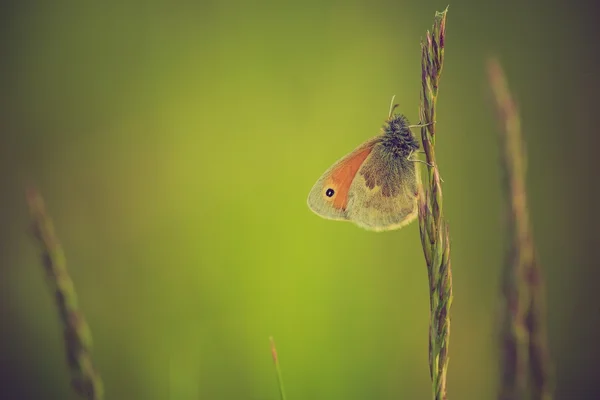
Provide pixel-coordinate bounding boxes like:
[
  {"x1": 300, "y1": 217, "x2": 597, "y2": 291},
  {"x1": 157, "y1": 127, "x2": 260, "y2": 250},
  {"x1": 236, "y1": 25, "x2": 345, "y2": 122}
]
[
  {"x1": 417, "y1": 6, "x2": 453, "y2": 400},
  {"x1": 26, "y1": 188, "x2": 104, "y2": 400},
  {"x1": 269, "y1": 336, "x2": 287, "y2": 400},
  {"x1": 487, "y1": 59, "x2": 554, "y2": 400}
]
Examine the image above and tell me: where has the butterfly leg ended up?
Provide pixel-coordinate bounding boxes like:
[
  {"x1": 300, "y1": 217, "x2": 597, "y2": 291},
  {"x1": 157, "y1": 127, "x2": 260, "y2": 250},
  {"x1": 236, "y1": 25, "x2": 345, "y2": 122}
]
[
  {"x1": 406, "y1": 151, "x2": 445, "y2": 183},
  {"x1": 411, "y1": 145, "x2": 443, "y2": 180},
  {"x1": 407, "y1": 150, "x2": 434, "y2": 167},
  {"x1": 408, "y1": 121, "x2": 436, "y2": 129}
]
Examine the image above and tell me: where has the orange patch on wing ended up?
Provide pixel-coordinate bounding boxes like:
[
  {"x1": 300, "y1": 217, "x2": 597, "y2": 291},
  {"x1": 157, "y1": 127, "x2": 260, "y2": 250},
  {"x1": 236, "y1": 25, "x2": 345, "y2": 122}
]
[{"x1": 327, "y1": 146, "x2": 373, "y2": 210}]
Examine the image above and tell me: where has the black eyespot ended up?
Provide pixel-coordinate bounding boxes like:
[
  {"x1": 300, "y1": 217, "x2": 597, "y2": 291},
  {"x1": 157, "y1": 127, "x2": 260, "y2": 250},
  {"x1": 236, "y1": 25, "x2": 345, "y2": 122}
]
[{"x1": 325, "y1": 188, "x2": 335, "y2": 197}]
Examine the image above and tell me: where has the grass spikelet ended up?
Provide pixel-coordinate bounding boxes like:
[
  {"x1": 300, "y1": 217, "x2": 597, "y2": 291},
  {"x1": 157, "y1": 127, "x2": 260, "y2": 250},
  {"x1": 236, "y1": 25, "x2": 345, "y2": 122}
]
[
  {"x1": 417, "y1": 6, "x2": 453, "y2": 400},
  {"x1": 26, "y1": 188, "x2": 104, "y2": 400},
  {"x1": 487, "y1": 58, "x2": 554, "y2": 400}
]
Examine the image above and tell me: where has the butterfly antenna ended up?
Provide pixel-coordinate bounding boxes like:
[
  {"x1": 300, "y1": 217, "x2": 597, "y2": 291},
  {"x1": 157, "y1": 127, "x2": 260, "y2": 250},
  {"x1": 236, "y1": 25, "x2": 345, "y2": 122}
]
[{"x1": 388, "y1": 95, "x2": 399, "y2": 119}]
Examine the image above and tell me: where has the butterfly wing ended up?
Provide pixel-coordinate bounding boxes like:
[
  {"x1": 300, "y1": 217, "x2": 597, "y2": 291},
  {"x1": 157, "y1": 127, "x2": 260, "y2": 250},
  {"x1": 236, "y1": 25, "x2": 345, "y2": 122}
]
[
  {"x1": 345, "y1": 142, "x2": 419, "y2": 231},
  {"x1": 307, "y1": 138, "x2": 379, "y2": 222}
]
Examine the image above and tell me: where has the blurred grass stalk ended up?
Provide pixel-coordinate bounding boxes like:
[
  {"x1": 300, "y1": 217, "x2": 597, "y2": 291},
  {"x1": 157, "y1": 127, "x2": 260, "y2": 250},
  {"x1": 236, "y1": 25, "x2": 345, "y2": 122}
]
[
  {"x1": 26, "y1": 188, "x2": 104, "y2": 400},
  {"x1": 417, "y1": 7, "x2": 453, "y2": 400},
  {"x1": 487, "y1": 59, "x2": 554, "y2": 400},
  {"x1": 269, "y1": 336, "x2": 287, "y2": 400}
]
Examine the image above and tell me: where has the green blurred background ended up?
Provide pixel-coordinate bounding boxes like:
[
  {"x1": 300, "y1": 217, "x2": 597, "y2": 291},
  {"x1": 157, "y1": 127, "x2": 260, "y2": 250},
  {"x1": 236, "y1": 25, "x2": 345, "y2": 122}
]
[{"x1": 0, "y1": 1, "x2": 598, "y2": 399}]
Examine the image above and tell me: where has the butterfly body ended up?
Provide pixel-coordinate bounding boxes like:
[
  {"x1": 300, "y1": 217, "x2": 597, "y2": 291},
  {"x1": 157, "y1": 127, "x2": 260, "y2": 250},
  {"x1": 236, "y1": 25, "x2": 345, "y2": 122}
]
[{"x1": 307, "y1": 114, "x2": 420, "y2": 231}]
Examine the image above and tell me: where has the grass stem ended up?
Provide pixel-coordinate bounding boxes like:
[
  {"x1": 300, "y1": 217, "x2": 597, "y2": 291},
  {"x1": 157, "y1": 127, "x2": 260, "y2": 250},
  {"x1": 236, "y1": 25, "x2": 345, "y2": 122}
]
[
  {"x1": 417, "y1": 6, "x2": 453, "y2": 400},
  {"x1": 270, "y1": 336, "x2": 287, "y2": 400},
  {"x1": 487, "y1": 58, "x2": 554, "y2": 400},
  {"x1": 26, "y1": 188, "x2": 104, "y2": 400}
]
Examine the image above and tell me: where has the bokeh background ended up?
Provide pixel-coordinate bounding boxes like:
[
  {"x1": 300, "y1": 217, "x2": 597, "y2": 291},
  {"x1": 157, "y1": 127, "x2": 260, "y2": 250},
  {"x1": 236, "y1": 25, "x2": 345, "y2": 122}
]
[{"x1": 1, "y1": 1, "x2": 598, "y2": 399}]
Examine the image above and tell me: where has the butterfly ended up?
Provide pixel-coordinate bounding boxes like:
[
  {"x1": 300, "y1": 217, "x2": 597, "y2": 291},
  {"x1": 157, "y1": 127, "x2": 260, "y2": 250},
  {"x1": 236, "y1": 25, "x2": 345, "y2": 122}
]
[{"x1": 307, "y1": 102, "x2": 429, "y2": 231}]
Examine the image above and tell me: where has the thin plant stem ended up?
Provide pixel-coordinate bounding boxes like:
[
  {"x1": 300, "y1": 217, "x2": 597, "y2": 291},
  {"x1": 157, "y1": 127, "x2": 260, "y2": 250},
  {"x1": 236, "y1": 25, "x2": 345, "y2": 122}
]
[
  {"x1": 270, "y1": 336, "x2": 287, "y2": 400},
  {"x1": 26, "y1": 188, "x2": 104, "y2": 400},
  {"x1": 417, "y1": 6, "x2": 453, "y2": 400},
  {"x1": 487, "y1": 58, "x2": 554, "y2": 400}
]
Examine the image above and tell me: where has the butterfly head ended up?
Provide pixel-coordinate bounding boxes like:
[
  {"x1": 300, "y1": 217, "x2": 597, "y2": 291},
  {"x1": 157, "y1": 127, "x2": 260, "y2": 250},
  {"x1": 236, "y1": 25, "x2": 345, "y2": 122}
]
[{"x1": 380, "y1": 114, "x2": 420, "y2": 158}]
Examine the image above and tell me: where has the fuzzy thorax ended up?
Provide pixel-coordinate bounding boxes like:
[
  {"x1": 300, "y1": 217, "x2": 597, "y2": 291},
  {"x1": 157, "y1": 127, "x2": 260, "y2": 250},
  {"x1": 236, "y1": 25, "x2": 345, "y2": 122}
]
[{"x1": 380, "y1": 114, "x2": 420, "y2": 158}]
